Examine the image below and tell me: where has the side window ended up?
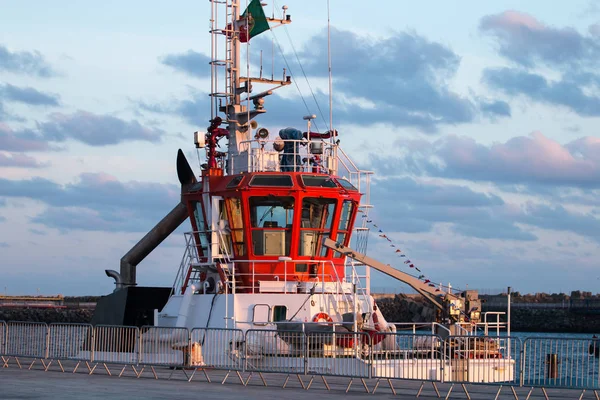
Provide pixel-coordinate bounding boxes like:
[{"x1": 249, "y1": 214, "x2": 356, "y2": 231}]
[
  {"x1": 334, "y1": 200, "x2": 355, "y2": 258},
  {"x1": 193, "y1": 201, "x2": 209, "y2": 256},
  {"x1": 272, "y1": 305, "x2": 287, "y2": 322},
  {"x1": 225, "y1": 197, "x2": 246, "y2": 256}
]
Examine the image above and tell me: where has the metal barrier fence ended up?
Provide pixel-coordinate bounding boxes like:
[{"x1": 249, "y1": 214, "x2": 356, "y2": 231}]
[
  {"x1": 445, "y1": 335, "x2": 521, "y2": 385},
  {"x1": 139, "y1": 326, "x2": 189, "y2": 368},
  {"x1": 371, "y1": 333, "x2": 443, "y2": 381},
  {"x1": 523, "y1": 337, "x2": 600, "y2": 389},
  {"x1": 4, "y1": 321, "x2": 48, "y2": 359},
  {"x1": 0, "y1": 320, "x2": 5, "y2": 356},
  {"x1": 47, "y1": 323, "x2": 92, "y2": 362},
  {"x1": 191, "y1": 328, "x2": 244, "y2": 370},
  {"x1": 93, "y1": 325, "x2": 139, "y2": 365},
  {"x1": 306, "y1": 331, "x2": 371, "y2": 378},
  {"x1": 245, "y1": 329, "x2": 306, "y2": 374},
  {"x1": 2, "y1": 319, "x2": 600, "y2": 395}
]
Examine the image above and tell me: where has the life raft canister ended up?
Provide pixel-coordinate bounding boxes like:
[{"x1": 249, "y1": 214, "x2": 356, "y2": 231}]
[{"x1": 312, "y1": 312, "x2": 333, "y2": 324}]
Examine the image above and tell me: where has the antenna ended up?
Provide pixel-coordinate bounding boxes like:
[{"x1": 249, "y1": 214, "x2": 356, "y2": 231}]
[{"x1": 327, "y1": 0, "x2": 334, "y2": 144}]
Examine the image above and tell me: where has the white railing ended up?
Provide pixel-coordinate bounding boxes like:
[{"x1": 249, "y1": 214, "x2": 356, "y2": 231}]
[{"x1": 230, "y1": 138, "x2": 338, "y2": 175}]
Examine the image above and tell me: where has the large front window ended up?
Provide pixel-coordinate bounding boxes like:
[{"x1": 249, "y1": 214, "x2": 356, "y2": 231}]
[
  {"x1": 249, "y1": 196, "x2": 294, "y2": 256},
  {"x1": 298, "y1": 197, "x2": 336, "y2": 257}
]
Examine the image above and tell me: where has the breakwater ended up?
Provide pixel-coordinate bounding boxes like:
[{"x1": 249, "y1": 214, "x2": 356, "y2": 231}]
[
  {"x1": 2, "y1": 294, "x2": 600, "y2": 333},
  {"x1": 0, "y1": 307, "x2": 94, "y2": 324},
  {"x1": 374, "y1": 294, "x2": 600, "y2": 333}
]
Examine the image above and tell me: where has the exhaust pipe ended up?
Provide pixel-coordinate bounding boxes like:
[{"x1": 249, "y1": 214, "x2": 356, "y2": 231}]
[{"x1": 105, "y1": 269, "x2": 124, "y2": 292}]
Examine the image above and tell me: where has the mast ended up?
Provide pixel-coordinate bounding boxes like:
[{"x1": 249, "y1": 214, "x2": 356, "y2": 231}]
[{"x1": 209, "y1": 0, "x2": 292, "y2": 175}]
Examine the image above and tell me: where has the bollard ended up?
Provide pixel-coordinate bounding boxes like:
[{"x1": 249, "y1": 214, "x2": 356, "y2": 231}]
[{"x1": 546, "y1": 353, "x2": 558, "y2": 379}]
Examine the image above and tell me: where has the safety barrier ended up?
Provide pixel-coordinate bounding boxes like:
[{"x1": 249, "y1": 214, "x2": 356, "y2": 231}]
[
  {"x1": 245, "y1": 329, "x2": 306, "y2": 374},
  {"x1": 4, "y1": 321, "x2": 48, "y2": 359},
  {"x1": 306, "y1": 331, "x2": 371, "y2": 378},
  {"x1": 0, "y1": 320, "x2": 6, "y2": 356},
  {"x1": 371, "y1": 333, "x2": 444, "y2": 381},
  {"x1": 2, "y1": 320, "x2": 600, "y2": 397},
  {"x1": 139, "y1": 326, "x2": 189, "y2": 368},
  {"x1": 191, "y1": 327, "x2": 244, "y2": 370},
  {"x1": 445, "y1": 335, "x2": 521, "y2": 385},
  {"x1": 523, "y1": 337, "x2": 600, "y2": 389},
  {"x1": 47, "y1": 323, "x2": 93, "y2": 362}
]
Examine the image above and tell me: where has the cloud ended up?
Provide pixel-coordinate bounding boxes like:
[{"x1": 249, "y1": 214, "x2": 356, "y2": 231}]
[
  {"x1": 480, "y1": 11, "x2": 600, "y2": 116},
  {"x1": 479, "y1": 11, "x2": 600, "y2": 68},
  {"x1": 137, "y1": 91, "x2": 210, "y2": 127},
  {"x1": 0, "y1": 173, "x2": 182, "y2": 232},
  {"x1": 0, "y1": 44, "x2": 56, "y2": 77},
  {"x1": 160, "y1": 50, "x2": 211, "y2": 79},
  {"x1": 517, "y1": 203, "x2": 600, "y2": 241},
  {"x1": 0, "y1": 152, "x2": 45, "y2": 168},
  {"x1": 293, "y1": 28, "x2": 475, "y2": 132},
  {"x1": 478, "y1": 98, "x2": 511, "y2": 118},
  {"x1": 368, "y1": 177, "x2": 534, "y2": 241},
  {"x1": 483, "y1": 68, "x2": 600, "y2": 117},
  {"x1": 372, "y1": 132, "x2": 600, "y2": 188},
  {"x1": 37, "y1": 111, "x2": 165, "y2": 146},
  {"x1": 0, "y1": 124, "x2": 51, "y2": 152},
  {"x1": 0, "y1": 83, "x2": 60, "y2": 106}
]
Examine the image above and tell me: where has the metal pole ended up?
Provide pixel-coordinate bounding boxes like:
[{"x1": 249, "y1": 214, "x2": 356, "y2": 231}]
[{"x1": 507, "y1": 286, "x2": 512, "y2": 358}]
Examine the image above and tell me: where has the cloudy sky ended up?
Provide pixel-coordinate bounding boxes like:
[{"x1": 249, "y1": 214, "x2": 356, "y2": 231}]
[{"x1": 2, "y1": 0, "x2": 600, "y2": 295}]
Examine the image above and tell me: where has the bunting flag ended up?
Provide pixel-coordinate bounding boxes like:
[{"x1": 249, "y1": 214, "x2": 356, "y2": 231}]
[{"x1": 363, "y1": 215, "x2": 451, "y2": 296}]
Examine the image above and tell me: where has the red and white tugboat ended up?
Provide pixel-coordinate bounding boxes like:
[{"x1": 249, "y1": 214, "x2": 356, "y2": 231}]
[{"x1": 97, "y1": 0, "x2": 516, "y2": 382}]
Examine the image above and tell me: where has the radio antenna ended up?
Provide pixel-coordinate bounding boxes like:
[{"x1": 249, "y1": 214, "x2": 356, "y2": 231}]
[{"x1": 327, "y1": 0, "x2": 334, "y2": 142}]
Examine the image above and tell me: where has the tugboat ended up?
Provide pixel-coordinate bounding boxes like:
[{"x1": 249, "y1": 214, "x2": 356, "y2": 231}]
[{"x1": 93, "y1": 0, "x2": 515, "y2": 382}]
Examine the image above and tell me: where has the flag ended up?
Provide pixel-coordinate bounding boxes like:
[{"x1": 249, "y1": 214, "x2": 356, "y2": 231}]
[{"x1": 238, "y1": 0, "x2": 269, "y2": 42}]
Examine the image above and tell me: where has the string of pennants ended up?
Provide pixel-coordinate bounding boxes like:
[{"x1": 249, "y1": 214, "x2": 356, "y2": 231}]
[{"x1": 357, "y1": 210, "x2": 443, "y2": 293}]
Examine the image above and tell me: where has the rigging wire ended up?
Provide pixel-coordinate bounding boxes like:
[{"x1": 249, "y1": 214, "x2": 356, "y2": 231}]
[
  {"x1": 281, "y1": 24, "x2": 329, "y2": 132},
  {"x1": 267, "y1": 28, "x2": 315, "y2": 129}
]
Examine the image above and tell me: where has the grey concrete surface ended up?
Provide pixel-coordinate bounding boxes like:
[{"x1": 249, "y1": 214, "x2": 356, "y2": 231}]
[{"x1": 0, "y1": 362, "x2": 598, "y2": 400}]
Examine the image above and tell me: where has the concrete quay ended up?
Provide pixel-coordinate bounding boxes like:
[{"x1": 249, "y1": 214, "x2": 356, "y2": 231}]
[{"x1": 2, "y1": 363, "x2": 599, "y2": 400}]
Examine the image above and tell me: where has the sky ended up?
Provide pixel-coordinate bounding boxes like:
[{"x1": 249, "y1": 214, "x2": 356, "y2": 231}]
[{"x1": 1, "y1": 0, "x2": 600, "y2": 296}]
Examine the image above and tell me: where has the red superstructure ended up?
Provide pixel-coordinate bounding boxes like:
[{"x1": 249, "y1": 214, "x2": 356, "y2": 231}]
[{"x1": 182, "y1": 169, "x2": 361, "y2": 292}]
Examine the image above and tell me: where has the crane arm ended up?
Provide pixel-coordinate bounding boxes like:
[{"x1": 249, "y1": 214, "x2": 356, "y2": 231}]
[{"x1": 323, "y1": 238, "x2": 454, "y2": 315}]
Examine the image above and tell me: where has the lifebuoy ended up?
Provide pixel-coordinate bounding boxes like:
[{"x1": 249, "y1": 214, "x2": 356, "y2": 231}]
[{"x1": 312, "y1": 312, "x2": 333, "y2": 324}]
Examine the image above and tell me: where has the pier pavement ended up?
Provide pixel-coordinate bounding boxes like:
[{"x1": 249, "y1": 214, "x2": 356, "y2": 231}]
[{"x1": 1, "y1": 366, "x2": 599, "y2": 400}]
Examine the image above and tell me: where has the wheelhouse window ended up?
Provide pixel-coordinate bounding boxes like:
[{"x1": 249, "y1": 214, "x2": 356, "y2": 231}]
[
  {"x1": 225, "y1": 197, "x2": 245, "y2": 256},
  {"x1": 298, "y1": 197, "x2": 336, "y2": 258},
  {"x1": 217, "y1": 199, "x2": 232, "y2": 256},
  {"x1": 249, "y1": 196, "x2": 294, "y2": 256},
  {"x1": 301, "y1": 175, "x2": 338, "y2": 188},
  {"x1": 334, "y1": 200, "x2": 356, "y2": 258},
  {"x1": 193, "y1": 201, "x2": 209, "y2": 256}
]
